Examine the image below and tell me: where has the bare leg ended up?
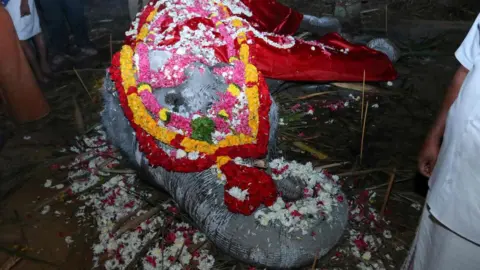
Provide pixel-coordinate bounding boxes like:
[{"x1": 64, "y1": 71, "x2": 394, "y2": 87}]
[
  {"x1": 20, "y1": 40, "x2": 48, "y2": 83},
  {"x1": 32, "y1": 33, "x2": 52, "y2": 77}
]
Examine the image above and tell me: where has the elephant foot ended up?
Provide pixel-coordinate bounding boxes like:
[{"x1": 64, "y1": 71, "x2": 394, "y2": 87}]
[
  {"x1": 300, "y1": 15, "x2": 342, "y2": 37},
  {"x1": 367, "y1": 38, "x2": 401, "y2": 63}
]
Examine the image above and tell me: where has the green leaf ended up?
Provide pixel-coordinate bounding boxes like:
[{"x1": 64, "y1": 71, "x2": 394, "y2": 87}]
[{"x1": 190, "y1": 117, "x2": 215, "y2": 143}]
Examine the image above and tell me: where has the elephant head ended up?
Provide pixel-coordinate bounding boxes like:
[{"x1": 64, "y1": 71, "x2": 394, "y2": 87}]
[{"x1": 101, "y1": 44, "x2": 348, "y2": 268}]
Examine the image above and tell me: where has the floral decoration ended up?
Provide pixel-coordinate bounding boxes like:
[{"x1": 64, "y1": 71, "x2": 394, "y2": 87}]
[{"x1": 108, "y1": 0, "x2": 296, "y2": 215}]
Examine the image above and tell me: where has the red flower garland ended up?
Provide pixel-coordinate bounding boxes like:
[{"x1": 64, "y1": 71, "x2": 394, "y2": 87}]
[{"x1": 222, "y1": 161, "x2": 277, "y2": 215}]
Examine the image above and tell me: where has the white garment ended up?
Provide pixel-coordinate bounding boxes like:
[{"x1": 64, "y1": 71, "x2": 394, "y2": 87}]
[
  {"x1": 402, "y1": 205, "x2": 480, "y2": 270},
  {"x1": 5, "y1": 0, "x2": 41, "y2": 40},
  {"x1": 426, "y1": 13, "x2": 480, "y2": 245}
]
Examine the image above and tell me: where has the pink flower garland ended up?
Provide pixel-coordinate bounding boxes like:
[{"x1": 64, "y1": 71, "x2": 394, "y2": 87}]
[
  {"x1": 151, "y1": 14, "x2": 168, "y2": 29},
  {"x1": 167, "y1": 114, "x2": 192, "y2": 134},
  {"x1": 231, "y1": 60, "x2": 246, "y2": 87},
  {"x1": 212, "y1": 61, "x2": 245, "y2": 87},
  {"x1": 213, "y1": 117, "x2": 230, "y2": 133},
  {"x1": 210, "y1": 92, "x2": 237, "y2": 116},
  {"x1": 149, "y1": 54, "x2": 202, "y2": 88},
  {"x1": 217, "y1": 24, "x2": 236, "y2": 58},
  {"x1": 139, "y1": 91, "x2": 162, "y2": 114},
  {"x1": 136, "y1": 43, "x2": 151, "y2": 83},
  {"x1": 236, "y1": 111, "x2": 251, "y2": 135}
]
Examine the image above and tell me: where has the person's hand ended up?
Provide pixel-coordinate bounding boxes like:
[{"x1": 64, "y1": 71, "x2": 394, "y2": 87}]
[
  {"x1": 20, "y1": 0, "x2": 31, "y2": 17},
  {"x1": 418, "y1": 134, "x2": 441, "y2": 177}
]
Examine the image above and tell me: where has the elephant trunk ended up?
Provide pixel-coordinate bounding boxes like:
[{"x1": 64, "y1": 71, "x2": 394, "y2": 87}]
[{"x1": 142, "y1": 166, "x2": 348, "y2": 268}]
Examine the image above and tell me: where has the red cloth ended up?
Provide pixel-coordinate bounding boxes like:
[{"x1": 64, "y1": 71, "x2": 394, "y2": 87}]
[
  {"x1": 253, "y1": 33, "x2": 397, "y2": 82},
  {"x1": 240, "y1": 0, "x2": 303, "y2": 35},
  {"x1": 240, "y1": 0, "x2": 397, "y2": 82}
]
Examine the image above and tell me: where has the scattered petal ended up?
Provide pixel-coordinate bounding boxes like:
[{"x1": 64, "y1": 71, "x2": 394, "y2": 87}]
[
  {"x1": 362, "y1": 251, "x2": 372, "y2": 261},
  {"x1": 65, "y1": 236, "x2": 74, "y2": 246},
  {"x1": 44, "y1": 179, "x2": 52, "y2": 188},
  {"x1": 41, "y1": 205, "x2": 51, "y2": 215}
]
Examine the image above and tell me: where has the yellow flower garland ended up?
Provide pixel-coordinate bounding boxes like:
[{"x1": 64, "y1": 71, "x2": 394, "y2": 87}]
[
  {"x1": 146, "y1": 9, "x2": 157, "y2": 22},
  {"x1": 216, "y1": 156, "x2": 231, "y2": 167},
  {"x1": 138, "y1": 84, "x2": 152, "y2": 93},
  {"x1": 239, "y1": 44, "x2": 249, "y2": 64},
  {"x1": 232, "y1": 19, "x2": 243, "y2": 28},
  {"x1": 137, "y1": 25, "x2": 149, "y2": 41}
]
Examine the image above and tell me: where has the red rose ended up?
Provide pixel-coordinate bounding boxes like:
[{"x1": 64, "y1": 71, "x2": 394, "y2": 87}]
[{"x1": 222, "y1": 161, "x2": 277, "y2": 215}]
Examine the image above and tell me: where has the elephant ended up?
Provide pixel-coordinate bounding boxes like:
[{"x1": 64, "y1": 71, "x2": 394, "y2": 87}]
[{"x1": 99, "y1": 0, "x2": 398, "y2": 268}]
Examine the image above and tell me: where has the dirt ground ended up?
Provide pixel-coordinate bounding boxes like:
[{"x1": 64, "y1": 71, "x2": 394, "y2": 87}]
[{"x1": 0, "y1": 0, "x2": 475, "y2": 269}]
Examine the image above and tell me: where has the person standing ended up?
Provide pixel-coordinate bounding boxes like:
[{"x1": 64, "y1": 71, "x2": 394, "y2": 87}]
[
  {"x1": 0, "y1": 5, "x2": 50, "y2": 123},
  {"x1": 36, "y1": 0, "x2": 97, "y2": 70},
  {"x1": 3, "y1": 0, "x2": 51, "y2": 83},
  {"x1": 403, "y1": 14, "x2": 480, "y2": 270}
]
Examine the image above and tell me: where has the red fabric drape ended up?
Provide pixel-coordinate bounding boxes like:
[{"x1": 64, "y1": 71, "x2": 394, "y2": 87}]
[
  {"x1": 239, "y1": 0, "x2": 397, "y2": 82},
  {"x1": 240, "y1": 0, "x2": 303, "y2": 35},
  {"x1": 253, "y1": 33, "x2": 397, "y2": 82}
]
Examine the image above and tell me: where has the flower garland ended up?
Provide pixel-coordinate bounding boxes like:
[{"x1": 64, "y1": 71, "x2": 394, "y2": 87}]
[{"x1": 109, "y1": 0, "x2": 276, "y2": 215}]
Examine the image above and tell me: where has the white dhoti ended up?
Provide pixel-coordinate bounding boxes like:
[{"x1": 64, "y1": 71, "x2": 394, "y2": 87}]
[
  {"x1": 402, "y1": 205, "x2": 480, "y2": 270},
  {"x1": 4, "y1": 0, "x2": 41, "y2": 40},
  {"x1": 403, "y1": 12, "x2": 480, "y2": 270}
]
